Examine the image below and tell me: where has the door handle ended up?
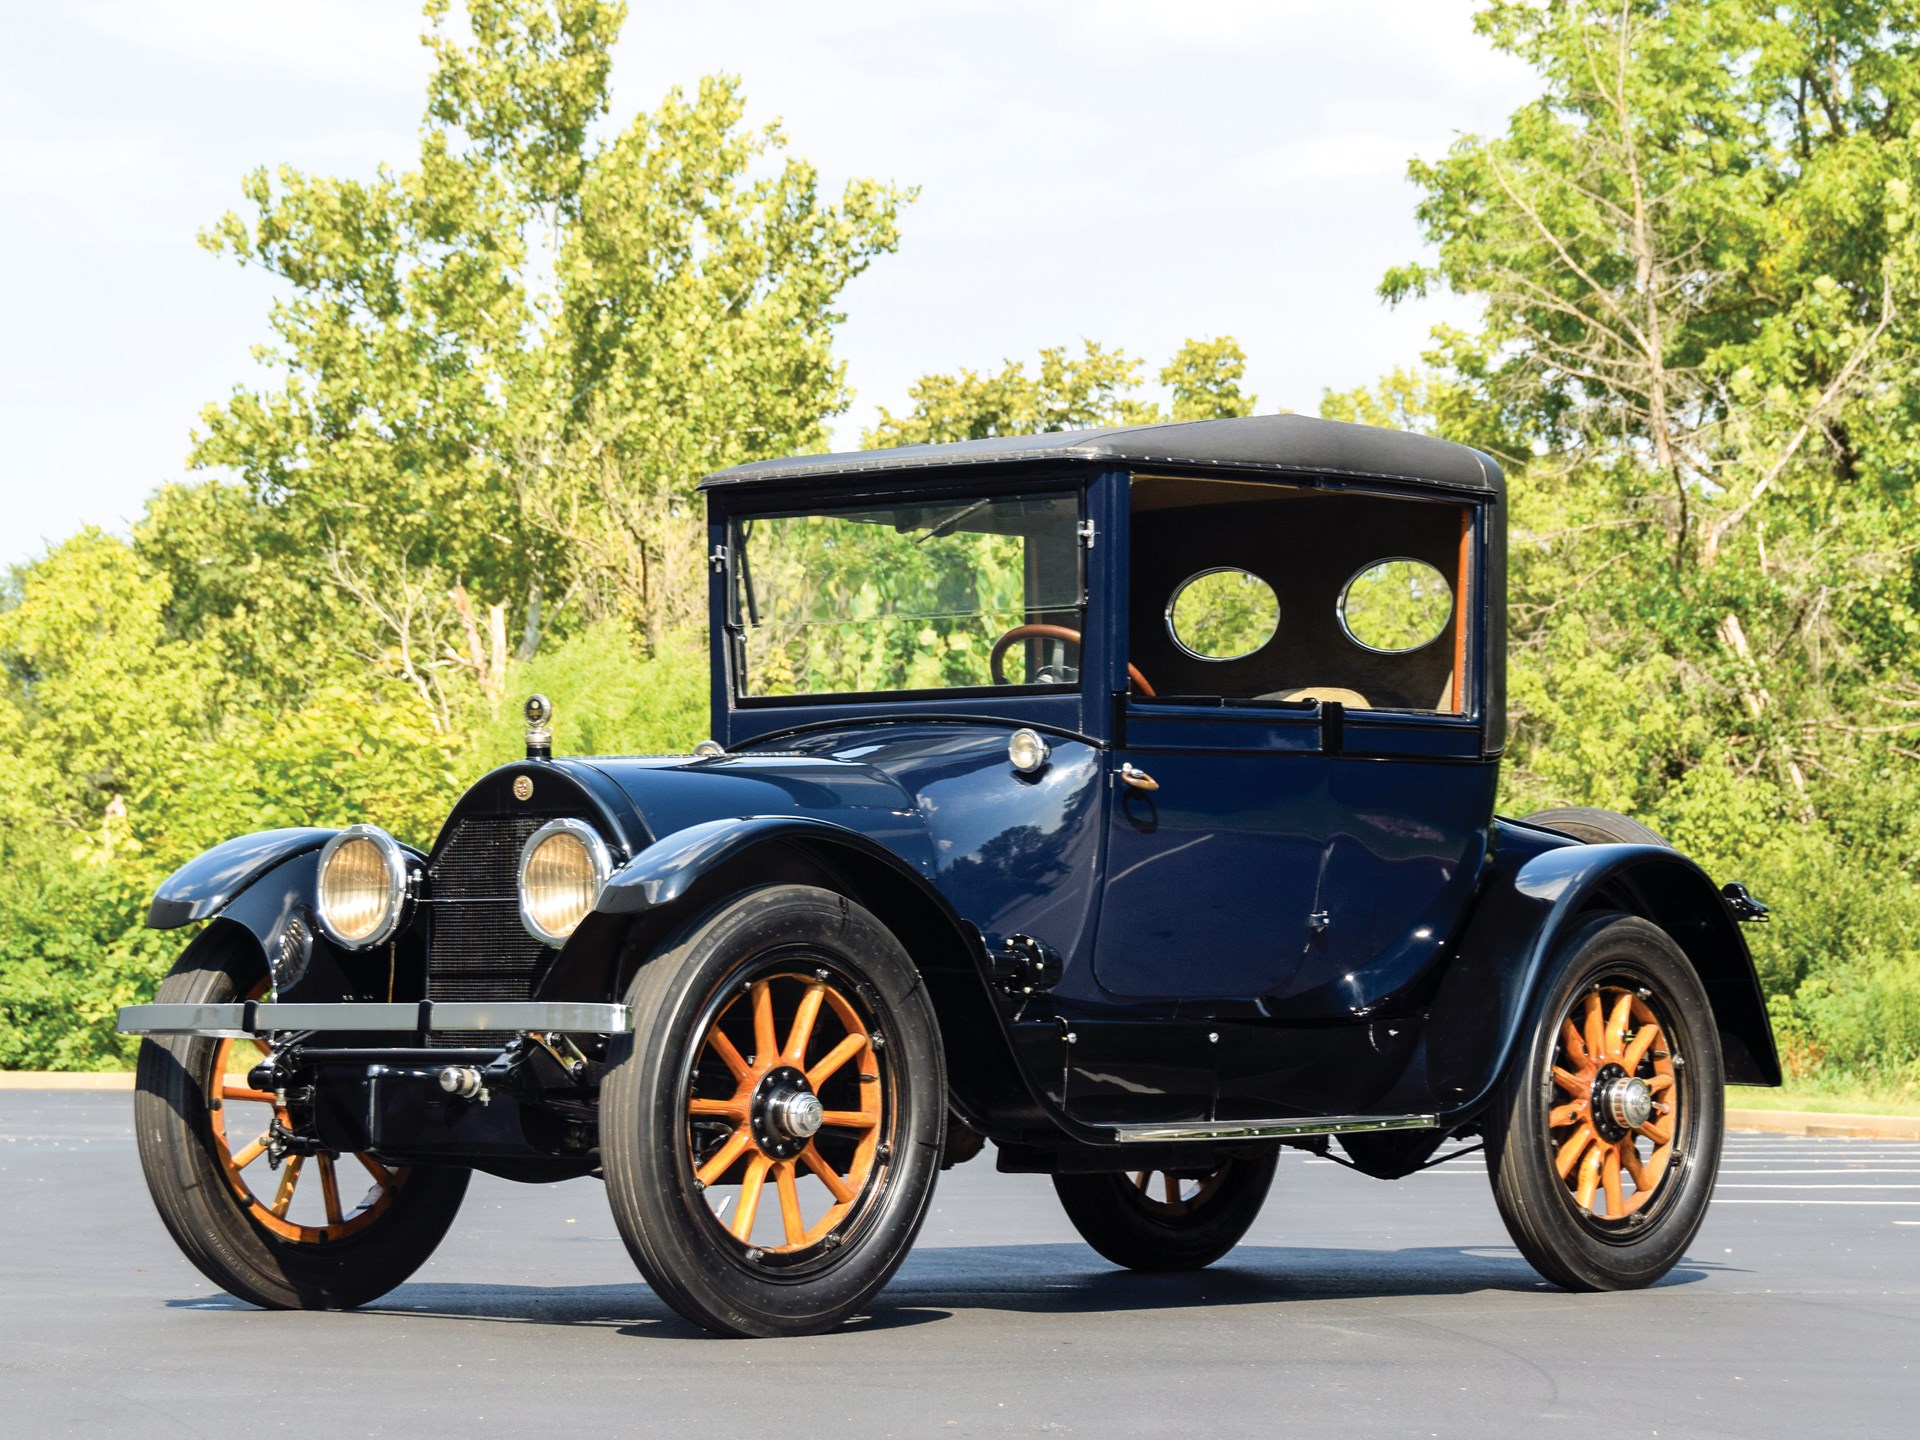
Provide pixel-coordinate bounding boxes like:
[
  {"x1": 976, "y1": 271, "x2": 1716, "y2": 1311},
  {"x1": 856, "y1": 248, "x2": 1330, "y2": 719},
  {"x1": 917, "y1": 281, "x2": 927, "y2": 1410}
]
[{"x1": 1118, "y1": 763, "x2": 1159, "y2": 792}]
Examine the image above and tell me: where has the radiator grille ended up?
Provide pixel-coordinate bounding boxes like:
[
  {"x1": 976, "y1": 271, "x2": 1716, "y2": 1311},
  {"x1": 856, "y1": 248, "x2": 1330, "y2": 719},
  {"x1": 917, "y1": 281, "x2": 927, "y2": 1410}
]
[{"x1": 426, "y1": 815, "x2": 554, "y2": 1043}]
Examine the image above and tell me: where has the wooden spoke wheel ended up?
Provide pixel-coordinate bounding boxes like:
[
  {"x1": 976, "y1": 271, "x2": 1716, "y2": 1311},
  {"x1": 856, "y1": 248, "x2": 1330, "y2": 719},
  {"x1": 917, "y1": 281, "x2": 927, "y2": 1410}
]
[
  {"x1": 1054, "y1": 1151, "x2": 1278, "y2": 1272},
  {"x1": 684, "y1": 969, "x2": 887, "y2": 1258},
  {"x1": 1486, "y1": 913, "x2": 1724, "y2": 1292},
  {"x1": 133, "y1": 934, "x2": 469, "y2": 1311},
  {"x1": 603, "y1": 884, "x2": 946, "y2": 1337},
  {"x1": 1544, "y1": 983, "x2": 1679, "y2": 1225},
  {"x1": 207, "y1": 1002, "x2": 406, "y2": 1244}
]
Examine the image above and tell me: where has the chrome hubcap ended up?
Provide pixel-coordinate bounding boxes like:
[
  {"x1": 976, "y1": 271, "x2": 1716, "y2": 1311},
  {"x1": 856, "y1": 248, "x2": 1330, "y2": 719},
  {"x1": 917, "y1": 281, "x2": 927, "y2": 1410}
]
[
  {"x1": 1603, "y1": 1074, "x2": 1655, "y2": 1132},
  {"x1": 772, "y1": 1089, "x2": 824, "y2": 1140}
]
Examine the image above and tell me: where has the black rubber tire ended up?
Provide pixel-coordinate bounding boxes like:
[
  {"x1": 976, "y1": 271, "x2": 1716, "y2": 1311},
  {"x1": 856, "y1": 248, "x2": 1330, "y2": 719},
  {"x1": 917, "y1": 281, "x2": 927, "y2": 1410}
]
[
  {"x1": 601, "y1": 885, "x2": 946, "y2": 1338},
  {"x1": 1485, "y1": 912, "x2": 1724, "y2": 1291},
  {"x1": 1522, "y1": 806, "x2": 1671, "y2": 847},
  {"x1": 1053, "y1": 1151, "x2": 1279, "y2": 1272},
  {"x1": 132, "y1": 933, "x2": 470, "y2": 1310}
]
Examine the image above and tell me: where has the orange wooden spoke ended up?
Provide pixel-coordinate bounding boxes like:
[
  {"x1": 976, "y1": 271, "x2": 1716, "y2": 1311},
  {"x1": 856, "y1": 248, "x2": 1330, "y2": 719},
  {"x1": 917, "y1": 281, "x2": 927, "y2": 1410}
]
[
  {"x1": 246, "y1": 1035, "x2": 271, "y2": 1058},
  {"x1": 1131, "y1": 1171, "x2": 1148, "y2": 1191},
  {"x1": 807, "y1": 1032, "x2": 867, "y2": 1090},
  {"x1": 751, "y1": 980, "x2": 778, "y2": 1065},
  {"x1": 1575, "y1": 1146, "x2": 1603, "y2": 1211},
  {"x1": 222, "y1": 1085, "x2": 276, "y2": 1104},
  {"x1": 820, "y1": 1109, "x2": 879, "y2": 1131},
  {"x1": 1560, "y1": 1018, "x2": 1590, "y2": 1068},
  {"x1": 1645, "y1": 1074, "x2": 1673, "y2": 1094},
  {"x1": 1622, "y1": 1141, "x2": 1651, "y2": 1189},
  {"x1": 1552, "y1": 1066, "x2": 1590, "y2": 1097},
  {"x1": 1162, "y1": 1174, "x2": 1180, "y2": 1208},
  {"x1": 785, "y1": 983, "x2": 826, "y2": 1064},
  {"x1": 733, "y1": 1154, "x2": 772, "y2": 1240},
  {"x1": 1602, "y1": 1147, "x2": 1626, "y2": 1217},
  {"x1": 1624, "y1": 1022, "x2": 1662, "y2": 1072},
  {"x1": 1549, "y1": 1100, "x2": 1584, "y2": 1128},
  {"x1": 1583, "y1": 993, "x2": 1605, "y2": 1065},
  {"x1": 706, "y1": 1027, "x2": 751, "y2": 1082},
  {"x1": 356, "y1": 1152, "x2": 394, "y2": 1187},
  {"x1": 776, "y1": 1161, "x2": 805, "y2": 1247},
  {"x1": 1640, "y1": 1117, "x2": 1673, "y2": 1146},
  {"x1": 801, "y1": 1144, "x2": 855, "y2": 1203},
  {"x1": 697, "y1": 1127, "x2": 754, "y2": 1188},
  {"x1": 689, "y1": 1097, "x2": 745, "y2": 1120},
  {"x1": 271, "y1": 1155, "x2": 304, "y2": 1219},
  {"x1": 1641, "y1": 1146, "x2": 1673, "y2": 1193},
  {"x1": 232, "y1": 1133, "x2": 270, "y2": 1170},
  {"x1": 1555, "y1": 1124, "x2": 1595, "y2": 1179},
  {"x1": 318, "y1": 1154, "x2": 345, "y2": 1227},
  {"x1": 1604, "y1": 992, "x2": 1633, "y2": 1061}
]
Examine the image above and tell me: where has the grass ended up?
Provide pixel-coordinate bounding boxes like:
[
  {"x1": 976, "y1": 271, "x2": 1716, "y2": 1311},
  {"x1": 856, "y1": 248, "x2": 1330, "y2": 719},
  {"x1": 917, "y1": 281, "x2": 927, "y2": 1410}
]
[{"x1": 1728, "y1": 1082, "x2": 1920, "y2": 1118}]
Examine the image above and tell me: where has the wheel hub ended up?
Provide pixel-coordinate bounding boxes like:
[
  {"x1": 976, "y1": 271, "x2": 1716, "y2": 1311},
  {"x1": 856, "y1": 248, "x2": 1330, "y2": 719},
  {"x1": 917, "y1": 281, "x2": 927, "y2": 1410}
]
[
  {"x1": 1589, "y1": 1063, "x2": 1654, "y2": 1141},
  {"x1": 748, "y1": 1066, "x2": 820, "y2": 1159}
]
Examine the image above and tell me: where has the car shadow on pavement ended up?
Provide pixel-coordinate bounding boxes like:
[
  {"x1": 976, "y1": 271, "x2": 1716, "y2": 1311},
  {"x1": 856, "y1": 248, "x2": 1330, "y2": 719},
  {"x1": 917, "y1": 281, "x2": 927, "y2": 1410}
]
[{"x1": 162, "y1": 1241, "x2": 1714, "y2": 1337}]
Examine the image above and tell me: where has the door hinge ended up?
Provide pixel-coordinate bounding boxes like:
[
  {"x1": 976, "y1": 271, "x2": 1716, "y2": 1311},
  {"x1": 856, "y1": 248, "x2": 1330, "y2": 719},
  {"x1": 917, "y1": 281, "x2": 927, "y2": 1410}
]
[
  {"x1": 709, "y1": 544, "x2": 729, "y2": 572},
  {"x1": 1077, "y1": 519, "x2": 1097, "y2": 550}
]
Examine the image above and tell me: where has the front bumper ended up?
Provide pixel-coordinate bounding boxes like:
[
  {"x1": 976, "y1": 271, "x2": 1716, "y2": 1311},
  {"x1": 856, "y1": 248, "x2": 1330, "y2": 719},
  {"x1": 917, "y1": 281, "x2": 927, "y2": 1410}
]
[{"x1": 116, "y1": 1000, "x2": 631, "y2": 1038}]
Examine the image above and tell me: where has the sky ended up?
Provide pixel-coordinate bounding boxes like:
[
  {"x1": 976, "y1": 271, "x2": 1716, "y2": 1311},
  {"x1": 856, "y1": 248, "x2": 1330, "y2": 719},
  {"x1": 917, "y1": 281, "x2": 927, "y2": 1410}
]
[{"x1": 0, "y1": 1, "x2": 1538, "y2": 572}]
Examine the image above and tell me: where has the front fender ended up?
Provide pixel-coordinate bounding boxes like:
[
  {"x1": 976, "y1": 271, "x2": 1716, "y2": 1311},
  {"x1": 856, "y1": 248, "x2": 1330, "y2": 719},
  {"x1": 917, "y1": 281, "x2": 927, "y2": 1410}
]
[
  {"x1": 595, "y1": 814, "x2": 938, "y2": 915},
  {"x1": 147, "y1": 828, "x2": 338, "y2": 928},
  {"x1": 1421, "y1": 840, "x2": 1780, "y2": 1119}
]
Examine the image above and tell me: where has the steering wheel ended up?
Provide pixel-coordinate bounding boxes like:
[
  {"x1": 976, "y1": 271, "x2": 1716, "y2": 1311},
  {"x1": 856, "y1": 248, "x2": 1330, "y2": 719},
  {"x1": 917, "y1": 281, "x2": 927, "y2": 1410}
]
[{"x1": 988, "y1": 623, "x2": 1156, "y2": 697}]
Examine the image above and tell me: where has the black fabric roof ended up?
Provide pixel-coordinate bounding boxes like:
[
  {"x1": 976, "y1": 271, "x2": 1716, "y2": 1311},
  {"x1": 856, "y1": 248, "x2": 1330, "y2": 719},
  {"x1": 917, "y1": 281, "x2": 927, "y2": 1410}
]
[{"x1": 700, "y1": 414, "x2": 1502, "y2": 496}]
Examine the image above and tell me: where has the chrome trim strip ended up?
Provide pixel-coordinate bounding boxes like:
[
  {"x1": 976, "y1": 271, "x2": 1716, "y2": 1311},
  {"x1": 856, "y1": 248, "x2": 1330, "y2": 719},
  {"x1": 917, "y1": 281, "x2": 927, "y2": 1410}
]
[
  {"x1": 117, "y1": 1000, "x2": 632, "y2": 1037},
  {"x1": 1109, "y1": 1113, "x2": 1438, "y2": 1143}
]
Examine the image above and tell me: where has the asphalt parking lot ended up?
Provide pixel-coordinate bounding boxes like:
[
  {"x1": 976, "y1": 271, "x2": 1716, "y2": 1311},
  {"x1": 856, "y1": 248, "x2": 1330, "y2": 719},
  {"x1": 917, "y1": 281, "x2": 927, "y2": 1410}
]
[{"x1": 5, "y1": 1091, "x2": 1917, "y2": 1438}]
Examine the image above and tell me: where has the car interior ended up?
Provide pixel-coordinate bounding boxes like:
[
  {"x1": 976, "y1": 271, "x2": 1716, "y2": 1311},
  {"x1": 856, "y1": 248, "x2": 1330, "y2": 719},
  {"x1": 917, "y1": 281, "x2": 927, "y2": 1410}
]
[{"x1": 1126, "y1": 474, "x2": 1471, "y2": 713}]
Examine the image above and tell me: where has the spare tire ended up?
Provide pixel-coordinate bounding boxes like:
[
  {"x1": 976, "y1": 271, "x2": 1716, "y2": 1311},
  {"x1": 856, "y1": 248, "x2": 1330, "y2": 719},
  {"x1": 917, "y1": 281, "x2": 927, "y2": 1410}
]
[{"x1": 1521, "y1": 805, "x2": 1671, "y2": 847}]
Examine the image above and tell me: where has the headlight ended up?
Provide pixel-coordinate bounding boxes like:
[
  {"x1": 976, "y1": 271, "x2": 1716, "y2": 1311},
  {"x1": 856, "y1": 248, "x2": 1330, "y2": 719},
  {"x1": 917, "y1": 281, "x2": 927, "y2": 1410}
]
[
  {"x1": 518, "y1": 818, "x2": 613, "y2": 946},
  {"x1": 315, "y1": 824, "x2": 409, "y2": 949}
]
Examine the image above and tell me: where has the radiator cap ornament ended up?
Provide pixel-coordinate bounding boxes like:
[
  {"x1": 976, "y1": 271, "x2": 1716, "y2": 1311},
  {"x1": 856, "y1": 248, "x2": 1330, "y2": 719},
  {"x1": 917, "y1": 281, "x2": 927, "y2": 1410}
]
[{"x1": 524, "y1": 693, "x2": 553, "y2": 761}]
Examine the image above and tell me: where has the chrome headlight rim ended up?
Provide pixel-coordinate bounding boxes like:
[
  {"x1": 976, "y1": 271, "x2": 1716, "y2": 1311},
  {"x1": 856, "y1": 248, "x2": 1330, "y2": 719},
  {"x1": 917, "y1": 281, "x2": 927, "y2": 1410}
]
[
  {"x1": 517, "y1": 817, "x2": 614, "y2": 947},
  {"x1": 315, "y1": 823, "x2": 411, "y2": 950}
]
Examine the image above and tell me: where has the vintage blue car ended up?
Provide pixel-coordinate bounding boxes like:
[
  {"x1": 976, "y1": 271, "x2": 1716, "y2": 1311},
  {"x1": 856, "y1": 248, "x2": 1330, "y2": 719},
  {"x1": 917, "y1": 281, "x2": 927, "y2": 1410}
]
[{"x1": 120, "y1": 414, "x2": 1778, "y2": 1337}]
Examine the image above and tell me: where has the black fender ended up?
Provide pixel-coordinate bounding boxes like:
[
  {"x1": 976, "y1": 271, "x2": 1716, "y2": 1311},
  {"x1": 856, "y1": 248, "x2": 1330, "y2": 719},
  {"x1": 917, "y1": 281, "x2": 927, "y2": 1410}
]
[
  {"x1": 146, "y1": 827, "x2": 338, "y2": 928},
  {"x1": 540, "y1": 814, "x2": 1056, "y2": 1137},
  {"x1": 1422, "y1": 839, "x2": 1781, "y2": 1122},
  {"x1": 144, "y1": 830, "x2": 426, "y2": 1004}
]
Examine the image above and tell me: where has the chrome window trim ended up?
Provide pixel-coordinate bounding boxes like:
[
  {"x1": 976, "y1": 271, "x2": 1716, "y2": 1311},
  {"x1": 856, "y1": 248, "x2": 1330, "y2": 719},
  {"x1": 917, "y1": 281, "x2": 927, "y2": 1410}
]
[
  {"x1": 1335, "y1": 555, "x2": 1454, "y2": 655},
  {"x1": 517, "y1": 817, "x2": 615, "y2": 947},
  {"x1": 314, "y1": 823, "x2": 411, "y2": 950},
  {"x1": 1163, "y1": 565, "x2": 1280, "y2": 662}
]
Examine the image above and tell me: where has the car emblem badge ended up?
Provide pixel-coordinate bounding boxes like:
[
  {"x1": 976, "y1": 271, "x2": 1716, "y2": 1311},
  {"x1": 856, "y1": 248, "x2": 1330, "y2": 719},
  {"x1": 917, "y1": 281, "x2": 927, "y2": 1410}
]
[{"x1": 512, "y1": 775, "x2": 534, "y2": 802}]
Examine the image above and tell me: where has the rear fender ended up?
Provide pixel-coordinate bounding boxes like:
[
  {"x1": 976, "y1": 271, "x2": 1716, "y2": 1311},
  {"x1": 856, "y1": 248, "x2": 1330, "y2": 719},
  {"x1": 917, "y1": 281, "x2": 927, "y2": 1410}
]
[
  {"x1": 540, "y1": 815, "x2": 1053, "y2": 1135},
  {"x1": 1423, "y1": 841, "x2": 1781, "y2": 1118}
]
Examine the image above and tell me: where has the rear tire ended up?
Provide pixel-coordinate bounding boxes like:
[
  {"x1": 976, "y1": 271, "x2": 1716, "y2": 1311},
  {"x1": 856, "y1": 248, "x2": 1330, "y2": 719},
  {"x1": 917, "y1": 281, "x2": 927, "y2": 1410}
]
[
  {"x1": 1522, "y1": 806, "x2": 1670, "y2": 847},
  {"x1": 1485, "y1": 912, "x2": 1723, "y2": 1291},
  {"x1": 1054, "y1": 1152, "x2": 1278, "y2": 1272},
  {"x1": 601, "y1": 885, "x2": 945, "y2": 1337},
  {"x1": 133, "y1": 933, "x2": 470, "y2": 1310}
]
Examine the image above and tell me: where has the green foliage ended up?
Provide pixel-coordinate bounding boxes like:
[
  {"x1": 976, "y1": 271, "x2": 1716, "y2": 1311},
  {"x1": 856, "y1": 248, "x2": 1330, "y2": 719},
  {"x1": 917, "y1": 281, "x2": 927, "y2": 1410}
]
[
  {"x1": 865, "y1": 337, "x2": 1256, "y2": 447},
  {"x1": 1168, "y1": 570, "x2": 1279, "y2": 660},
  {"x1": 1351, "y1": 0, "x2": 1920, "y2": 1091}
]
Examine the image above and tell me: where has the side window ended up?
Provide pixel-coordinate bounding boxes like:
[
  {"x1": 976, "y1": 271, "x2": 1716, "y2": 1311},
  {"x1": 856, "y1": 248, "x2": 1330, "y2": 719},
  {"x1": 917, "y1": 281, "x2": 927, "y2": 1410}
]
[{"x1": 1128, "y1": 476, "x2": 1472, "y2": 713}]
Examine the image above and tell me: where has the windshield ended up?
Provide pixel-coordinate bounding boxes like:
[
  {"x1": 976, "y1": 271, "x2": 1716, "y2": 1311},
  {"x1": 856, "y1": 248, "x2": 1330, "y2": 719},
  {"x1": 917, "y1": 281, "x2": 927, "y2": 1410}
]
[{"x1": 731, "y1": 492, "x2": 1084, "y2": 698}]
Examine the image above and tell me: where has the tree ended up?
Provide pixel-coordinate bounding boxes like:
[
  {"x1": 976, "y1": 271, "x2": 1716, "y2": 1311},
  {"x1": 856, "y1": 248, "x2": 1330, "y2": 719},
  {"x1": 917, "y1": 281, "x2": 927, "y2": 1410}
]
[
  {"x1": 192, "y1": 0, "x2": 909, "y2": 669},
  {"x1": 865, "y1": 336, "x2": 1257, "y2": 447}
]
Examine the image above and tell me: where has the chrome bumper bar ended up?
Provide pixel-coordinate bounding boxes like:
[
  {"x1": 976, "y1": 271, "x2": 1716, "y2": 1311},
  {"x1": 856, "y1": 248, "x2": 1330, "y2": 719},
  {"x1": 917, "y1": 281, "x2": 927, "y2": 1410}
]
[{"x1": 116, "y1": 1000, "x2": 631, "y2": 1039}]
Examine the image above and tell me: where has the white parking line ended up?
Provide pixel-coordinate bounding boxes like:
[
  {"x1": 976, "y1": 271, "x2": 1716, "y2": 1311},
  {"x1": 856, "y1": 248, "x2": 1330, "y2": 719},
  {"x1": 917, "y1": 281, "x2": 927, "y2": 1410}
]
[
  {"x1": 1716, "y1": 1183, "x2": 1920, "y2": 1189},
  {"x1": 1715, "y1": 1199, "x2": 1920, "y2": 1205}
]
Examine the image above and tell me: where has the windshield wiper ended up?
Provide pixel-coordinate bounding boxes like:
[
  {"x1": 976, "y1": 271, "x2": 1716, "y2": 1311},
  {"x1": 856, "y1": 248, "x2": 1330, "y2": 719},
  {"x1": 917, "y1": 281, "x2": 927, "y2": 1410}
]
[{"x1": 915, "y1": 498, "x2": 992, "y2": 544}]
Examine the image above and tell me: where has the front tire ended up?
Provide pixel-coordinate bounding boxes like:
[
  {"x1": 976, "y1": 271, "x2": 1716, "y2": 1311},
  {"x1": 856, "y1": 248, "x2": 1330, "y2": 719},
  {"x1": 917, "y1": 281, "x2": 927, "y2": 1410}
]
[
  {"x1": 133, "y1": 933, "x2": 470, "y2": 1310},
  {"x1": 1485, "y1": 912, "x2": 1723, "y2": 1291},
  {"x1": 601, "y1": 885, "x2": 945, "y2": 1337},
  {"x1": 1054, "y1": 1152, "x2": 1278, "y2": 1272}
]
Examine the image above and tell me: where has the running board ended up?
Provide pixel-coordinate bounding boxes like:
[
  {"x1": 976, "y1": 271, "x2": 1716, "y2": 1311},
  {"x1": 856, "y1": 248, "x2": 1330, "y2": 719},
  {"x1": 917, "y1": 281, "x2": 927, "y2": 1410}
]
[
  {"x1": 1109, "y1": 1113, "x2": 1438, "y2": 1143},
  {"x1": 116, "y1": 1000, "x2": 631, "y2": 1038}
]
